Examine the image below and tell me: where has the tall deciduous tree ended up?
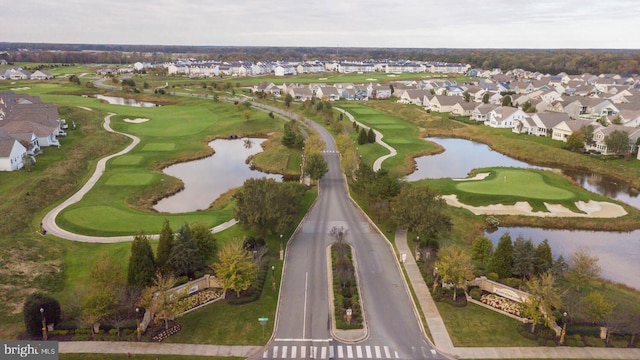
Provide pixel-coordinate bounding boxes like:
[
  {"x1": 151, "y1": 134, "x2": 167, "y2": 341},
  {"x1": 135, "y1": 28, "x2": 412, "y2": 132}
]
[
  {"x1": 391, "y1": 184, "x2": 452, "y2": 239},
  {"x1": 565, "y1": 248, "x2": 601, "y2": 291},
  {"x1": 234, "y1": 178, "x2": 306, "y2": 237},
  {"x1": 584, "y1": 291, "x2": 614, "y2": 325},
  {"x1": 213, "y1": 239, "x2": 258, "y2": 298},
  {"x1": 128, "y1": 234, "x2": 156, "y2": 288},
  {"x1": 471, "y1": 236, "x2": 494, "y2": 268},
  {"x1": 156, "y1": 219, "x2": 174, "y2": 275},
  {"x1": 304, "y1": 152, "x2": 329, "y2": 183},
  {"x1": 435, "y1": 245, "x2": 475, "y2": 301},
  {"x1": 487, "y1": 233, "x2": 513, "y2": 279}
]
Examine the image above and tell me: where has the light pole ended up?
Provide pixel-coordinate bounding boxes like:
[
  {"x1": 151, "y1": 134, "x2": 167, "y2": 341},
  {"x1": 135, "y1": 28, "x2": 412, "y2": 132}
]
[
  {"x1": 40, "y1": 307, "x2": 47, "y2": 341},
  {"x1": 136, "y1": 307, "x2": 141, "y2": 341},
  {"x1": 279, "y1": 234, "x2": 284, "y2": 260},
  {"x1": 560, "y1": 311, "x2": 568, "y2": 345},
  {"x1": 432, "y1": 267, "x2": 439, "y2": 292}
]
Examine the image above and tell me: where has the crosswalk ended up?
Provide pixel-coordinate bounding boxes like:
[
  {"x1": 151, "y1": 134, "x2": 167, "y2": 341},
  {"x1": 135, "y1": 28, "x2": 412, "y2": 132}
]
[{"x1": 263, "y1": 344, "x2": 397, "y2": 359}]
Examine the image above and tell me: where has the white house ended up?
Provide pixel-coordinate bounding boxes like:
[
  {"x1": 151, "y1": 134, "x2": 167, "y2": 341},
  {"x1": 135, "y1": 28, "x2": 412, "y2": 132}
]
[
  {"x1": 429, "y1": 95, "x2": 463, "y2": 113},
  {"x1": 450, "y1": 101, "x2": 476, "y2": 117},
  {"x1": 0, "y1": 130, "x2": 27, "y2": 171},
  {"x1": 551, "y1": 119, "x2": 598, "y2": 142},
  {"x1": 485, "y1": 107, "x2": 527, "y2": 128},
  {"x1": 589, "y1": 124, "x2": 640, "y2": 154},
  {"x1": 514, "y1": 112, "x2": 570, "y2": 136},
  {"x1": 471, "y1": 104, "x2": 499, "y2": 123},
  {"x1": 316, "y1": 87, "x2": 341, "y2": 101},
  {"x1": 30, "y1": 70, "x2": 53, "y2": 80}
]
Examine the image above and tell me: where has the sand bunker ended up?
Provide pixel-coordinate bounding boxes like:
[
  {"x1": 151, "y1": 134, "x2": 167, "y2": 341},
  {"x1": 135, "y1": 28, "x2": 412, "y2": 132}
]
[
  {"x1": 442, "y1": 194, "x2": 627, "y2": 218},
  {"x1": 453, "y1": 172, "x2": 490, "y2": 181},
  {"x1": 10, "y1": 87, "x2": 30, "y2": 91},
  {"x1": 124, "y1": 118, "x2": 150, "y2": 123},
  {"x1": 77, "y1": 106, "x2": 93, "y2": 111}
]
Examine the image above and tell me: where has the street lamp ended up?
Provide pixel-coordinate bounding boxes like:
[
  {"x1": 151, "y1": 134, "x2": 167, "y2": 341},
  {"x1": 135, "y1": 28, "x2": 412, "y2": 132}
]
[
  {"x1": 135, "y1": 307, "x2": 141, "y2": 341},
  {"x1": 280, "y1": 234, "x2": 283, "y2": 250},
  {"x1": 560, "y1": 311, "x2": 568, "y2": 345},
  {"x1": 40, "y1": 307, "x2": 47, "y2": 341},
  {"x1": 271, "y1": 265, "x2": 275, "y2": 277}
]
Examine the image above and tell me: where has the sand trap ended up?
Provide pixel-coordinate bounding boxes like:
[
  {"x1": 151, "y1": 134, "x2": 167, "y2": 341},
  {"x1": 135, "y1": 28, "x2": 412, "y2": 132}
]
[
  {"x1": 453, "y1": 172, "x2": 490, "y2": 181},
  {"x1": 124, "y1": 118, "x2": 150, "y2": 123},
  {"x1": 10, "y1": 87, "x2": 30, "y2": 91},
  {"x1": 366, "y1": 78, "x2": 378, "y2": 81},
  {"x1": 442, "y1": 194, "x2": 627, "y2": 218},
  {"x1": 77, "y1": 106, "x2": 93, "y2": 111},
  {"x1": 318, "y1": 78, "x2": 328, "y2": 80}
]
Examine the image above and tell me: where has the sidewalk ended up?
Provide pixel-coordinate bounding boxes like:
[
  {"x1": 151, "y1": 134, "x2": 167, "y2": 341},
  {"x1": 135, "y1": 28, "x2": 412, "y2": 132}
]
[
  {"x1": 396, "y1": 229, "x2": 640, "y2": 359},
  {"x1": 59, "y1": 341, "x2": 261, "y2": 358}
]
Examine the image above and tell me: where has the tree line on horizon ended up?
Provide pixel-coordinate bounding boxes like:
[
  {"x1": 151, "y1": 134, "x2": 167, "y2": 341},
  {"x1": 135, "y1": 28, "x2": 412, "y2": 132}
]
[{"x1": 3, "y1": 42, "x2": 640, "y2": 75}]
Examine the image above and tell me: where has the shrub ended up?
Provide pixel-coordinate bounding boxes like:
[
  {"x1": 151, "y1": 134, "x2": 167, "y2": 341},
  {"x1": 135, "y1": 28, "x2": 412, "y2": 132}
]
[
  {"x1": 50, "y1": 330, "x2": 69, "y2": 336},
  {"x1": 584, "y1": 336, "x2": 605, "y2": 347},
  {"x1": 23, "y1": 293, "x2": 62, "y2": 338},
  {"x1": 486, "y1": 272, "x2": 499, "y2": 281},
  {"x1": 469, "y1": 287, "x2": 482, "y2": 301},
  {"x1": 545, "y1": 340, "x2": 557, "y2": 347}
]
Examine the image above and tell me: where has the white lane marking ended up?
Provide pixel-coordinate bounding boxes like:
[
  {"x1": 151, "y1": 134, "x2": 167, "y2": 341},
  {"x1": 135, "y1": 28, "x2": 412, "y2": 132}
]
[
  {"x1": 374, "y1": 346, "x2": 381, "y2": 358},
  {"x1": 384, "y1": 346, "x2": 391, "y2": 359},
  {"x1": 303, "y1": 272, "x2": 308, "y2": 339},
  {"x1": 365, "y1": 346, "x2": 372, "y2": 358},
  {"x1": 281, "y1": 345, "x2": 287, "y2": 359},
  {"x1": 356, "y1": 346, "x2": 363, "y2": 358}
]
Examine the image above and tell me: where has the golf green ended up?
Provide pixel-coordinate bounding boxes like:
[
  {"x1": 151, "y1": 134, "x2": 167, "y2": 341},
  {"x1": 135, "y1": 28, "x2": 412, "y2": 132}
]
[
  {"x1": 104, "y1": 173, "x2": 155, "y2": 186},
  {"x1": 455, "y1": 169, "x2": 574, "y2": 200}
]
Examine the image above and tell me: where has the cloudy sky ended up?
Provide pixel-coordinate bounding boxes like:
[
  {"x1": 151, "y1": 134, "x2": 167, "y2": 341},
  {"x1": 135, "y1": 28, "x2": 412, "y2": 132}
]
[{"x1": 3, "y1": 0, "x2": 640, "y2": 49}]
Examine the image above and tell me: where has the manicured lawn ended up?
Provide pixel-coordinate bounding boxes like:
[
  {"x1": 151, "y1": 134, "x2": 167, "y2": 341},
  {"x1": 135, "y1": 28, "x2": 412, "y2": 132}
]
[
  {"x1": 456, "y1": 169, "x2": 574, "y2": 200},
  {"x1": 55, "y1": 98, "x2": 286, "y2": 236},
  {"x1": 436, "y1": 301, "x2": 537, "y2": 347},
  {"x1": 335, "y1": 102, "x2": 435, "y2": 175}
]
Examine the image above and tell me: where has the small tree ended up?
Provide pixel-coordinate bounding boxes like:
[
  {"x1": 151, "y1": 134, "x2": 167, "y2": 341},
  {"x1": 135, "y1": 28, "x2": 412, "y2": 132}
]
[
  {"x1": 565, "y1": 131, "x2": 586, "y2": 151},
  {"x1": 435, "y1": 245, "x2": 475, "y2": 301},
  {"x1": 357, "y1": 128, "x2": 368, "y2": 145},
  {"x1": 284, "y1": 94, "x2": 293, "y2": 107},
  {"x1": 243, "y1": 109, "x2": 252, "y2": 121},
  {"x1": 367, "y1": 128, "x2": 376, "y2": 143},
  {"x1": 23, "y1": 293, "x2": 61, "y2": 338},
  {"x1": 584, "y1": 291, "x2": 614, "y2": 325},
  {"x1": 534, "y1": 239, "x2": 554, "y2": 275},
  {"x1": 526, "y1": 272, "x2": 565, "y2": 332},
  {"x1": 482, "y1": 92, "x2": 490, "y2": 104},
  {"x1": 304, "y1": 152, "x2": 329, "y2": 183},
  {"x1": 487, "y1": 233, "x2": 513, "y2": 278},
  {"x1": 565, "y1": 248, "x2": 601, "y2": 291},
  {"x1": 471, "y1": 236, "x2": 493, "y2": 268},
  {"x1": 190, "y1": 222, "x2": 217, "y2": 262},
  {"x1": 604, "y1": 129, "x2": 630, "y2": 155},
  {"x1": 156, "y1": 219, "x2": 174, "y2": 275}
]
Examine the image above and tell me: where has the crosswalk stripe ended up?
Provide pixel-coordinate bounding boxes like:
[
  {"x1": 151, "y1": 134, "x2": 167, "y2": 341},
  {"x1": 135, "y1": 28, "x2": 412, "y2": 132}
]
[
  {"x1": 347, "y1": 345, "x2": 353, "y2": 358},
  {"x1": 395, "y1": 350, "x2": 399, "y2": 358},
  {"x1": 311, "y1": 346, "x2": 317, "y2": 358},
  {"x1": 338, "y1": 345, "x2": 344, "y2": 358},
  {"x1": 301, "y1": 346, "x2": 306, "y2": 358},
  {"x1": 365, "y1": 346, "x2": 372, "y2": 358},
  {"x1": 356, "y1": 346, "x2": 363, "y2": 358},
  {"x1": 329, "y1": 345, "x2": 334, "y2": 359},
  {"x1": 321, "y1": 346, "x2": 327, "y2": 358},
  {"x1": 291, "y1": 346, "x2": 296, "y2": 359},
  {"x1": 281, "y1": 345, "x2": 287, "y2": 359},
  {"x1": 384, "y1": 346, "x2": 391, "y2": 359},
  {"x1": 374, "y1": 346, "x2": 381, "y2": 358},
  {"x1": 273, "y1": 346, "x2": 278, "y2": 358},
  {"x1": 262, "y1": 349, "x2": 268, "y2": 358}
]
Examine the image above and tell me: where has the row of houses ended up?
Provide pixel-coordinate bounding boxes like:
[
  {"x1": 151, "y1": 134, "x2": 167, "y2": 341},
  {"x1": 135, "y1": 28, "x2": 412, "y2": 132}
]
[
  {"x1": 0, "y1": 92, "x2": 65, "y2": 171},
  {"x1": 161, "y1": 59, "x2": 469, "y2": 78},
  {"x1": 0, "y1": 67, "x2": 54, "y2": 80}
]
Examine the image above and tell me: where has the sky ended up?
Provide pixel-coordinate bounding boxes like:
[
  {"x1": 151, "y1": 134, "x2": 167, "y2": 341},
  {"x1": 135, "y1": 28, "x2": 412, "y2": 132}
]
[{"x1": 3, "y1": 0, "x2": 640, "y2": 49}]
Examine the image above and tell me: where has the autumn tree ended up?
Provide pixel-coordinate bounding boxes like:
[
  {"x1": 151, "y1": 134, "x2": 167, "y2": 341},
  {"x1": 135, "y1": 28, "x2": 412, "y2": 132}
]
[
  {"x1": 304, "y1": 134, "x2": 325, "y2": 154},
  {"x1": 526, "y1": 272, "x2": 565, "y2": 333},
  {"x1": 565, "y1": 248, "x2": 601, "y2": 291},
  {"x1": 584, "y1": 291, "x2": 614, "y2": 325},
  {"x1": 213, "y1": 239, "x2": 258, "y2": 298},
  {"x1": 128, "y1": 234, "x2": 156, "y2": 288},
  {"x1": 435, "y1": 245, "x2": 475, "y2": 301},
  {"x1": 138, "y1": 272, "x2": 185, "y2": 330},
  {"x1": 391, "y1": 184, "x2": 452, "y2": 239}
]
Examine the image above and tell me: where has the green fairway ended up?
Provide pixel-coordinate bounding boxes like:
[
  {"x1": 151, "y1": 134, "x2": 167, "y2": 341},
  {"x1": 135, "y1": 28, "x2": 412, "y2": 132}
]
[
  {"x1": 141, "y1": 143, "x2": 176, "y2": 151},
  {"x1": 456, "y1": 169, "x2": 574, "y2": 200},
  {"x1": 336, "y1": 102, "x2": 435, "y2": 174}
]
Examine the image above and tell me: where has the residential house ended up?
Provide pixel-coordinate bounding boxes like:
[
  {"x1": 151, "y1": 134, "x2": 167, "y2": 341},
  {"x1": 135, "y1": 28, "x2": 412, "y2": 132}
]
[
  {"x1": 589, "y1": 124, "x2": 640, "y2": 155},
  {"x1": 316, "y1": 87, "x2": 341, "y2": 101},
  {"x1": 551, "y1": 119, "x2": 598, "y2": 142},
  {"x1": 368, "y1": 85, "x2": 392, "y2": 100},
  {"x1": 0, "y1": 129, "x2": 27, "y2": 171},
  {"x1": 450, "y1": 101, "x2": 476, "y2": 117},
  {"x1": 513, "y1": 112, "x2": 570, "y2": 136},
  {"x1": 1, "y1": 67, "x2": 30, "y2": 80},
  {"x1": 398, "y1": 90, "x2": 431, "y2": 105},
  {"x1": 471, "y1": 104, "x2": 499, "y2": 123},
  {"x1": 289, "y1": 88, "x2": 314, "y2": 102},
  {"x1": 429, "y1": 95, "x2": 464, "y2": 113},
  {"x1": 30, "y1": 70, "x2": 53, "y2": 80},
  {"x1": 485, "y1": 107, "x2": 527, "y2": 129}
]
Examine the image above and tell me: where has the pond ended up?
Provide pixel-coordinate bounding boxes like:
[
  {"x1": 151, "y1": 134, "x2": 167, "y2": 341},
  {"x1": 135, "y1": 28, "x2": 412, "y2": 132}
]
[
  {"x1": 95, "y1": 94, "x2": 158, "y2": 107},
  {"x1": 408, "y1": 137, "x2": 640, "y2": 290},
  {"x1": 153, "y1": 138, "x2": 281, "y2": 213}
]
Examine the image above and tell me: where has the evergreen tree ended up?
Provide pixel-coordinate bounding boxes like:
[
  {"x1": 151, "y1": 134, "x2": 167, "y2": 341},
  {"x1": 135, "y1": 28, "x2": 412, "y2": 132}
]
[
  {"x1": 487, "y1": 233, "x2": 513, "y2": 278},
  {"x1": 168, "y1": 223, "x2": 203, "y2": 278},
  {"x1": 471, "y1": 236, "x2": 494, "y2": 268},
  {"x1": 357, "y1": 128, "x2": 368, "y2": 145},
  {"x1": 127, "y1": 234, "x2": 156, "y2": 288},
  {"x1": 512, "y1": 236, "x2": 535, "y2": 280},
  {"x1": 23, "y1": 293, "x2": 61, "y2": 337},
  {"x1": 156, "y1": 219, "x2": 174, "y2": 274},
  {"x1": 304, "y1": 152, "x2": 329, "y2": 183},
  {"x1": 367, "y1": 128, "x2": 376, "y2": 143},
  {"x1": 191, "y1": 222, "x2": 217, "y2": 262},
  {"x1": 535, "y1": 239, "x2": 554, "y2": 275}
]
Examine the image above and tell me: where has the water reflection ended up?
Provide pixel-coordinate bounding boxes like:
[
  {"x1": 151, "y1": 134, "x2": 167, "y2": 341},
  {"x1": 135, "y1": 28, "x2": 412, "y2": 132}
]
[
  {"x1": 563, "y1": 169, "x2": 640, "y2": 208},
  {"x1": 406, "y1": 137, "x2": 545, "y2": 181},
  {"x1": 95, "y1": 94, "x2": 158, "y2": 107},
  {"x1": 154, "y1": 138, "x2": 281, "y2": 213},
  {"x1": 486, "y1": 228, "x2": 640, "y2": 290}
]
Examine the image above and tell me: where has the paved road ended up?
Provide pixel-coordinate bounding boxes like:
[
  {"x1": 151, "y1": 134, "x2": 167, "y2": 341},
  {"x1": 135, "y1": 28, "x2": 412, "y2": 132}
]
[{"x1": 256, "y1": 111, "x2": 443, "y2": 359}]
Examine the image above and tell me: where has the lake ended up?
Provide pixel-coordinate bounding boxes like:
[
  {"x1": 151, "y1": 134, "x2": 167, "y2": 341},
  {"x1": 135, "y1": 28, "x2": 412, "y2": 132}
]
[
  {"x1": 408, "y1": 137, "x2": 640, "y2": 289},
  {"x1": 154, "y1": 138, "x2": 281, "y2": 213},
  {"x1": 95, "y1": 94, "x2": 158, "y2": 107}
]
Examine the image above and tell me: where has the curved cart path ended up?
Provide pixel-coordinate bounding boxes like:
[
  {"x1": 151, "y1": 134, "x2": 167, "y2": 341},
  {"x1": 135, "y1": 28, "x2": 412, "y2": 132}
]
[{"x1": 41, "y1": 112, "x2": 237, "y2": 243}]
